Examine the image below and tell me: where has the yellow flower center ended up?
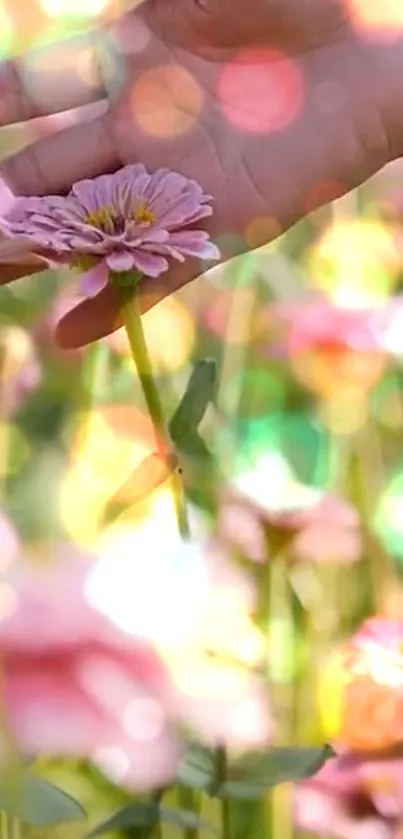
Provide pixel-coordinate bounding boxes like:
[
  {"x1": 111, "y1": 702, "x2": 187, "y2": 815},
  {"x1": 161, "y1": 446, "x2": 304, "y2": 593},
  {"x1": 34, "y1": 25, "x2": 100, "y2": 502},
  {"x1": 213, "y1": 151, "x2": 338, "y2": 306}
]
[
  {"x1": 86, "y1": 203, "x2": 155, "y2": 231},
  {"x1": 87, "y1": 207, "x2": 116, "y2": 229},
  {"x1": 134, "y1": 204, "x2": 155, "y2": 224}
]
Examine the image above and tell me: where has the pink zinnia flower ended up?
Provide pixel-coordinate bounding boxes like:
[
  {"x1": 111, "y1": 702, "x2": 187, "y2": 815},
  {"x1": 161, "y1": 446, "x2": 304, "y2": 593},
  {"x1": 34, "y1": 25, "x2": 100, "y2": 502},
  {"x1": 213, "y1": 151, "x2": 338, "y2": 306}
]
[
  {"x1": 0, "y1": 533, "x2": 272, "y2": 788},
  {"x1": 295, "y1": 753, "x2": 403, "y2": 839},
  {"x1": 0, "y1": 165, "x2": 220, "y2": 297},
  {"x1": 267, "y1": 294, "x2": 403, "y2": 397},
  {"x1": 218, "y1": 483, "x2": 361, "y2": 565},
  {"x1": 0, "y1": 546, "x2": 181, "y2": 790}
]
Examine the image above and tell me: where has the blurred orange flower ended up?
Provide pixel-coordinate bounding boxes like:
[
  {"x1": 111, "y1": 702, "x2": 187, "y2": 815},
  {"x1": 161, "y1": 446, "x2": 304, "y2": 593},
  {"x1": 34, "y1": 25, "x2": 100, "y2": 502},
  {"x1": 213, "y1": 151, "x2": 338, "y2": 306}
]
[{"x1": 319, "y1": 618, "x2": 403, "y2": 752}]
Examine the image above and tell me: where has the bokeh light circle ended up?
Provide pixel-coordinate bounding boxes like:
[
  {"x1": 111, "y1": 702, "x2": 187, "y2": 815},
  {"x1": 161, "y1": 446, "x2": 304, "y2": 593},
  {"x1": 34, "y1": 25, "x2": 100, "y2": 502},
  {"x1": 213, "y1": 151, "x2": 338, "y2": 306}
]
[
  {"x1": 374, "y1": 470, "x2": 403, "y2": 561},
  {"x1": 318, "y1": 389, "x2": 368, "y2": 435},
  {"x1": 245, "y1": 216, "x2": 282, "y2": 249},
  {"x1": 131, "y1": 64, "x2": 203, "y2": 138},
  {"x1": 222, "y1": 367, "x2": 285, "y2": 419},
  {"x1": 371, "y1": 376, "x2": 403, "y2": 430},
  {"x1": 218, "y1": 49, "x2": 304, "y2": 133},
  {"x1": 108, "y1": 297, "x2": 195, "y2": 374},
  {"x1": 0, "y1": 4, "x2": 14, "y2": 58},
  {"x1": 304, "y1": 181, "x2": 345, "y2": 216}
]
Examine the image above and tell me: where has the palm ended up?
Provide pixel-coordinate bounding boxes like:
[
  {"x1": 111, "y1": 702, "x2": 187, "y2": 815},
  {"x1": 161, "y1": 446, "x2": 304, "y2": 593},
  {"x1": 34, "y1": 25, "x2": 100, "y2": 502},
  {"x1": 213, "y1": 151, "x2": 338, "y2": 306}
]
[
  {"x1": 0, "y1": 0, "x2": 397, "y2": 345},
  {"x1": 132, "y1": 0, "x2": 385, "y2": 231}
]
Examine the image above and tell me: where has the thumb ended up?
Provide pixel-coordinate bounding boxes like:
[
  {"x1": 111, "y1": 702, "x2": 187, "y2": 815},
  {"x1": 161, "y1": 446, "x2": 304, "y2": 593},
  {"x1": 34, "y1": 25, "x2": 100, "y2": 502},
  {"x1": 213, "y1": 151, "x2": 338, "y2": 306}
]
[{"x1": 55, "y1": 256, "x2": 210, "y2": 349}]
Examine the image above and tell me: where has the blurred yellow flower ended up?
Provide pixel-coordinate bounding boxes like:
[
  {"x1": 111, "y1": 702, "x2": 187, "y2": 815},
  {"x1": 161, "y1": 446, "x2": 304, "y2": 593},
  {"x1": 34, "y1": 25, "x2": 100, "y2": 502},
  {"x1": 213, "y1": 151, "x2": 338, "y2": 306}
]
[
  {"x1": 107, "y1": 297, "x2": 195, "y2": 375},
  {"x1": 307, "y1": 218, "x2": 401, "y2": 307},
  {"x1": 59, "y1": 405, "x2": 161, "y2": 546}
]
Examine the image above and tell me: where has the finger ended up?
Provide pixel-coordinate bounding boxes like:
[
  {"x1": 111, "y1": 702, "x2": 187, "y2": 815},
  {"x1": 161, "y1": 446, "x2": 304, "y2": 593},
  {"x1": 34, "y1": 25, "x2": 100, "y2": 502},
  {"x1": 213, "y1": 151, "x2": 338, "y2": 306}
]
[
  {"x1": 0, "y1": 30, "x2": 107, "y2": 127},
  {"x1": 0, "y1": 232, "x2": 49, "y2": 283},
  {"x1": 0, "y1": 113, "x2": 121, "y2": 196},
  {"x1": 55, "y1": 258, "x2": 206, "y2": 349},
  {"x1": 0, "y1": 260, "x2": 46, "y2": 284}
]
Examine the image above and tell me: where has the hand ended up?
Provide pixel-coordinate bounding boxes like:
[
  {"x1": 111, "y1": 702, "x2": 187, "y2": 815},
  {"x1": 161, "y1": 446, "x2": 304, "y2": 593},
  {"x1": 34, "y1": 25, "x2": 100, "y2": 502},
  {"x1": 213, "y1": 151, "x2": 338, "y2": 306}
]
[{"x1": 0, "y1": 0, "x2": 401, "y2": 347}]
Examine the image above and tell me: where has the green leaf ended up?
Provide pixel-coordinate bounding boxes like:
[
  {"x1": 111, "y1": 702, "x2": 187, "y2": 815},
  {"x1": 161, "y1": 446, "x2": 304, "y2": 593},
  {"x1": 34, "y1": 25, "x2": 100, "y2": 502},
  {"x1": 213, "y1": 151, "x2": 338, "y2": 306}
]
[
  {"x1": 87, "y1": 802, "x2": 158, "y2": 837},
  {"x1": 0, "y1": 774, "x2": 86, "y2": 827},
  {"x1": 179, "y1": 744, "x2": 335, "y2": 800},
  {"x1": 177, "y1": 433, "x2": 214, "y2": 462},
  {"x1": 169, "y1": 359, "x2": 217, "y2": 445},
  {"x1": 87, "y1": 802, "x2": 215, "y2": 837},
  {"x1": 160, "y1": 807, "x2": 215, "y2": 834},
  {"x1": 217, "y1": 745, "x2": 336, "y2": 799},
  {"x1": 215, "y1": 781, "x2": 268, "y2": 800},
  {"x1": 178, "y1": 743, "x2": 216, "y2": 791}
]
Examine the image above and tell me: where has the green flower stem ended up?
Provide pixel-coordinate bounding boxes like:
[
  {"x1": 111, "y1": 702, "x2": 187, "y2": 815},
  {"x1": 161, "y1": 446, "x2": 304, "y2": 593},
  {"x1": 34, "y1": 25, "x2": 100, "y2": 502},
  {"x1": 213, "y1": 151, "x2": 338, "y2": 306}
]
[
  {"x1": 0, "y1": 814, "x2": 8, "y2": 839},
  {"x1": 177, "y1": 787, "x2": 199, "y2": 839},
  {"x1": 215, "y1": 748, "x2": 231, "y2": 839},
  {"x1": 119, "y1": 289, "x2": 167, "y2": 452},
  {"x1": 171, "y1": 469, "x2": 190, "y2": 539},
  {"x1": 220, "y1": 794, "x2": 231, "y2": 839},
  {"x1": 0, "y1": 814, "x2": 22, "y2": 839},
  {"x1": 115, "y1": 282, "x2": 190, "y2": 539}
]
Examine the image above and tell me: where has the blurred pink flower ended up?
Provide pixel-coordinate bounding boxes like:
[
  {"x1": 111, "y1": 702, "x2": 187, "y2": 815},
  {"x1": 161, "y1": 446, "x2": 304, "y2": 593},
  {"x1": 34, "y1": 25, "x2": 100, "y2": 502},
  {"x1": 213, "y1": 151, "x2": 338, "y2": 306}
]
[
  {"x1": 1, "y1": 165, "x2": 220, "y2": 296},
  {"x1": 0, "y1": 535, "x2": 272, "y2": 788},
  {"x1": 279, "y1": 296, "x2": 383, "y2": 354},
  {"x1": 0, "y1": 511, "x2": 18, "y2": 570},
  {"x1": 218, "y1": 488, "x2": 361, "y2": 564},
  {"x1": 0, "y1": 546, "x2": 181, "y2": 790},
  {"x1": 295, "y1": 752, "x2": 403, "y2": 839},
  {"x1": 270, "y1": 294, "x2": 403, "y2": 397},
  {"x1": 0, "y1": 325, "x2": 41, "y2": 415}
]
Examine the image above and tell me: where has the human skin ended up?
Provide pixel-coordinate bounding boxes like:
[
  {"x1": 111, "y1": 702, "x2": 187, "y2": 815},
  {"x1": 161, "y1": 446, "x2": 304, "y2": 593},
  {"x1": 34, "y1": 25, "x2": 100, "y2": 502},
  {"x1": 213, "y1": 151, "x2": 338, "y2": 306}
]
[{"x1": 0, "y1": 0, "x2": 402, "y2": 347}]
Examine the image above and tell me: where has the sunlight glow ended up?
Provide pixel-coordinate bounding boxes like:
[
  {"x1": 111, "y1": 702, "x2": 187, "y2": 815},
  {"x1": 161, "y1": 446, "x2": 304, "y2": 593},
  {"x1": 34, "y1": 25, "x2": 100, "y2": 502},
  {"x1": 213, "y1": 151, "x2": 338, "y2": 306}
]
[
  {"x1": 38, "y1": 0, "x2": 110, "y2": 18},
  {"x1": 59, "y1": 406, "x2": 154, "y2": 546},
  {"x1": 235, "y1": 452, "x2": 320, "y2": 514},
  {"x1": 307, "y1": 219, "x2": 401, "y2": 305}
]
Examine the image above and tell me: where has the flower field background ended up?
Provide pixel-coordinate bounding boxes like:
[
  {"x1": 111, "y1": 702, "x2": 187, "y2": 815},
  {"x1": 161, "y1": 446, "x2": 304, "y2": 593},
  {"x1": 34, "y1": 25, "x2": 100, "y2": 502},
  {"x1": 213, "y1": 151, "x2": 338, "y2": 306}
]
[{"x1": 3, "y1": 2, "x2": 403, "y2": 839}]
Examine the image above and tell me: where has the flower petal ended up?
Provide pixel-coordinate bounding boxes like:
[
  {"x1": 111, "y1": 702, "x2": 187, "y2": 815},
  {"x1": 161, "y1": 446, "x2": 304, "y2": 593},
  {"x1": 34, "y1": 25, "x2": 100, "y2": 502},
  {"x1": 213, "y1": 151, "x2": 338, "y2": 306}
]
[
  {"x1": 169, "y1": 664, "x2": 274, "y2": 749},
  {"x1": 71, "y1": 175, "x2": 116, "y2": 216},
  {"x1": 166, "y1": 231, "x2": 220, "y2": 261},
  {"x1": 130, "y1": 250, "x2": 169, "y2": 277},
  {"x1": 6, "y1": 664, "x2": 110, "y2": 756},
  {"x1": 106, "y1": 251, "x2": 137, "y2": 273},
  {"x1": 92, "y1": 724, "x2": 181, "y2": 791},
  {"x1": 80, "y1": 261, "x2": 109, "y2": 297}
]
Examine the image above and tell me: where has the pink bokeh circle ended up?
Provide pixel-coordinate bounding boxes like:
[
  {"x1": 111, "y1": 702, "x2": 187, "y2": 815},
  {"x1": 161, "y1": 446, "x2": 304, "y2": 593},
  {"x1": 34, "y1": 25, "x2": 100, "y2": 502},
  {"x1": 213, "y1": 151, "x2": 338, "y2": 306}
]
[{"x1": 218, "y1": 49, "x2": 305, "y2": 134}]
